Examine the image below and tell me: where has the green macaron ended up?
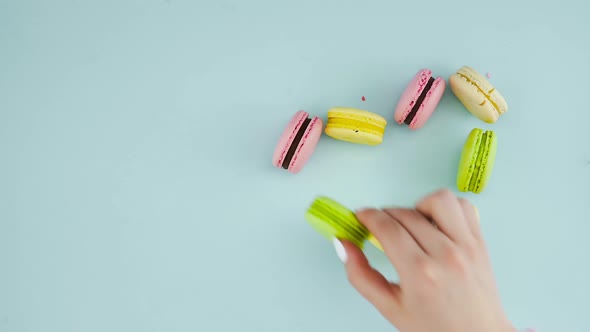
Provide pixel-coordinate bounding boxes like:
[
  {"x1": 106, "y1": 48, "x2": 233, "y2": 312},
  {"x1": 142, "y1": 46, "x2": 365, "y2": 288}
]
[
  {"x1": 457, "y1": 128, "x2": 498, "y2": 193},
  {"x1": 305, "y1": 196, "x2": 383, "y2": 250}
]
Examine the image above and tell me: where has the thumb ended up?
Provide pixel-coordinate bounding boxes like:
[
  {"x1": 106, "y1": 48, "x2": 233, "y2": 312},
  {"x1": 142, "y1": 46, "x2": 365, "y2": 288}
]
[{"x1": 333, "y1": 238, "x2": 401, "y2": 321}]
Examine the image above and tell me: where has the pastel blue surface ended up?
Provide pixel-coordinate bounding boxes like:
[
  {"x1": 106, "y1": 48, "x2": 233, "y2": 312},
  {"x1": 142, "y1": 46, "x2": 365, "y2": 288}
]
[{"x1": 1, "y1": 1, "x2": 589, "y2": 331}]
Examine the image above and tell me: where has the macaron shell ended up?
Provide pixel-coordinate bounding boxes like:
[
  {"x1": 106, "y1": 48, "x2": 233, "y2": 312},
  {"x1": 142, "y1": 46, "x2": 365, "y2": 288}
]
[
  {"x1": 305, "y1": 196, "x2": 368, "y2": 247},
  {"x1": 457, "y1": 66, "x2": 507, "y2": 114},
  {"x1": 313, "y1": 196, "x2": 368, "y2": 241},
  {"x1": 468, "y1": 131, "x2": 489, "y2": 192},
  {"x1": 305, "y1": 211, "x2": 355, "y2": 244},
  {"x1": 394, "y1": 69, "x2": 432, "y2": 124},
  {"x1": 307, "y1": 214, "x2": 365, "y2": 248},
  {"x1": 472, "y1": 131, "x2": 497, "y2": 193},
  {"x1": 272, "y1": 111, "x2": 309, "y2": 168},
  {"x1": 324, "y1": 126, "x2": 383, "y2": 145},
  {"x1": 409, "y1": 77, "x2": 446, "y2": 129},
  {"x1": 328, "y1": 107, "x2": 387, "y2": 127},
  {"x1": 287, "y1": 117, "x2": 323, "y2": 174},
  {"x1": 457, "y1": 128, "x2": 483, "y2": 192}
]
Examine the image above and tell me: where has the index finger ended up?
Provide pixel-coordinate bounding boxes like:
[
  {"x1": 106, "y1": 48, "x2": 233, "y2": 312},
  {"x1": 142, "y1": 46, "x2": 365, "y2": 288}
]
[
  {"x1": 415, "y1": 189, "x2": 473, "y2": 245},
  {"x1": 356, "y1": 208, "x2": 426, "y2": 274}
]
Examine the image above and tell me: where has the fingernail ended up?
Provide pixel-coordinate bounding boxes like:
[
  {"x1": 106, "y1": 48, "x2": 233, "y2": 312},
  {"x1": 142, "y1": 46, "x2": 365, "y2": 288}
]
[
  {"x1": 473, "y1": 206, "x2": 480, "y2": 223},
  {"x1": 332, "y1": 238, "x2": 348, "y2": 263}
]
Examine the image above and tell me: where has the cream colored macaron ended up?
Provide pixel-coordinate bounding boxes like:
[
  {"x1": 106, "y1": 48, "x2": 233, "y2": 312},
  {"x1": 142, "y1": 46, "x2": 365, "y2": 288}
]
[{"x1": 449, "y1": 66, "x2": 508, "y2": 123}]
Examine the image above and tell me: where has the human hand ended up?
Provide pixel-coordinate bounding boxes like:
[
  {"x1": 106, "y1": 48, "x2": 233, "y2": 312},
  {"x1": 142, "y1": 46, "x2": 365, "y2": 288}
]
[{"x1": 334, "y1": 189, "x2": 516, "y2": 332}]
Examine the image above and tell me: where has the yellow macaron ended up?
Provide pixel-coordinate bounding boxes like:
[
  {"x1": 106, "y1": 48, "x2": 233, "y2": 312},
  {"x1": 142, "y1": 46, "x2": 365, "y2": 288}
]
[{"x1": 324, "y1": 107, "x2": 387, "y2": 145}]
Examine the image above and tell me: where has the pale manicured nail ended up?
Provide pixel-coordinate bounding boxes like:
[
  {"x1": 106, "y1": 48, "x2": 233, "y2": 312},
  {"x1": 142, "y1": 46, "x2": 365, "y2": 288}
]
[
  {"x1": 332, "y1": 238, "x2": 348, "y2": 263},
  {"x1": 473, "y1": 206, "x2": 480, "y2": 223}
]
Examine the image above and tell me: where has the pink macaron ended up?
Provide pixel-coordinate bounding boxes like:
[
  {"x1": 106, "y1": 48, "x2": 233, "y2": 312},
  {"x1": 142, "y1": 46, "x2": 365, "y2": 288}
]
[
  {"x1": 394, "y1": 68, "x2": 446, "y2": 129},
  {"x1": 272, "y1": 111, "x2": 323, "y2": 174}
]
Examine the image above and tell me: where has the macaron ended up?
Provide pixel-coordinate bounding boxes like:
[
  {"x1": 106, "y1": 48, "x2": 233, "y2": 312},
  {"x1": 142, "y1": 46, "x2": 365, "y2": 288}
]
[
  {"x1": 449, "y1": 66, "x2": 508, "y2": 123},
  {"x1": 457, "y1": 128, "x2": 498, "y2": 193},
  {"x1": 324, "y1": 107, "x2": 387, "y2": 145},
  {"x1": 272, "y1": 110, "x2": 323, "y2": 174},
  {"x1": 305, "y1": 196, "x2": 383, "y2": 251},
  {"x1": 394, "y1": 68, "x2": 446, "y2": 129}
]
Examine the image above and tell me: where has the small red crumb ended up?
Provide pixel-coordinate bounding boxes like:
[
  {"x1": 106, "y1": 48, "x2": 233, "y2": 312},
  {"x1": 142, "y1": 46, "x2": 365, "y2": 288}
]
[
  {"x1": 486, "y1": 72, "x2": 491, "y2": 79},
  {"x1": 361, "y1": 96, "x2": 366, "y2": 101}
]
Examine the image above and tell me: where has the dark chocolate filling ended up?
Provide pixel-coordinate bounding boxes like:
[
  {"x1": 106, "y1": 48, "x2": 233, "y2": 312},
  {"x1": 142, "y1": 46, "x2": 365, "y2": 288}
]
[
  {"x1": 404, "y1": 77, "x2": 435, "y2": 125},
  {"x1": 282, "y1": 117, "x2": 311, "y2": 169}
]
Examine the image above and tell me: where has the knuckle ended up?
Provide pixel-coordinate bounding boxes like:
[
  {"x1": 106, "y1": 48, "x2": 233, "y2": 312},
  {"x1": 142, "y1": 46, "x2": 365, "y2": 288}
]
[
  {"x1": 346, "y1": 269, "x2": 364, "y2": 288},
  {"x1": 371, "y1": 212, "x2": 396, "y2": 232},
  {"x1": 357, "y1": 208, "x2": 381, "y2": 223},
  {"x1": 463, "y1": 239, "x2": 481, "y2": 258},
  {"x1": 418, "y1": 189, "x2": 454, "y2": 209},
  {"x1": 414, "y1": 258, "x2": 438, "y2": 284},
  {"x1": 382, "y1": 207, "x2": 400, "y2": 215},
  {"x1": 443, "y1": 246, "x2": 468, "y2": 274},
  {"x1": 435, "y1": 188, "x2": 455, "y2": 201},
  {"x1": 355, "y1": 209, "x2": 380, "y2": 231},
  {"x1": 393, "y1": 208, "x2": 413, "y2": 220},
  {"x1": 383, "y1": 208, "x2": 410, "y2": 222},
  {"x1": 355, "y1": 208, "x2": 377, "y2": 222}
]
